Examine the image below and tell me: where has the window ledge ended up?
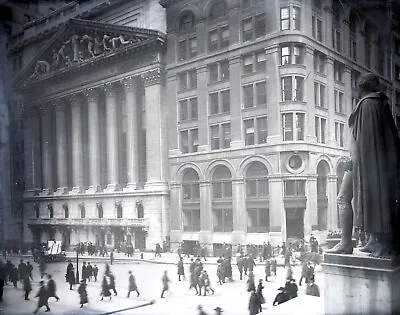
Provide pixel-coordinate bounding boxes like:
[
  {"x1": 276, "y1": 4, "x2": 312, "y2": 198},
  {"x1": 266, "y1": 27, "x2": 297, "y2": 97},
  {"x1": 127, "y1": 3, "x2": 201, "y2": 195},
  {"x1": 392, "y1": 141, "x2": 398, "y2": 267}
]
[
  {"x1": 177, "y1": 88, "x2": 197, "y2": 94},
  {"x1": 279, "y1": 64, "x2": 306, "y2": 69},
  {"x1": 315, "y1": 106, "x2": 328, "y2": 111},
  {"x1": 242, "y1": 104, "x2": 267, "y2": 112},
  {"x1": 279, "y1": 101, "x2": 307, "y2": 106},
  {"x1": 207, "y1": 79, "x2": 230, "y2": 87}
]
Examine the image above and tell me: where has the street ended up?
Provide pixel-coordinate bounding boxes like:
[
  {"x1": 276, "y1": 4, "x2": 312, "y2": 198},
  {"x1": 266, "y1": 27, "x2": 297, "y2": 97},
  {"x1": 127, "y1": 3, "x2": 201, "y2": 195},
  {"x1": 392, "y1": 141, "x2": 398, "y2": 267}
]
[{"x1": 0, "y1": 254, "x2": 324, "y2": 315}]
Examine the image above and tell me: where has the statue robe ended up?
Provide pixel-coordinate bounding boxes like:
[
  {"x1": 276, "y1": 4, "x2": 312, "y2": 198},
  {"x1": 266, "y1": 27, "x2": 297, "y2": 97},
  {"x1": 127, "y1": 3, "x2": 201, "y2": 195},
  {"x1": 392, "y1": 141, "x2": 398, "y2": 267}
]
[{"x1": 348, "y1": 92, "x2": 400, "y2": 235}]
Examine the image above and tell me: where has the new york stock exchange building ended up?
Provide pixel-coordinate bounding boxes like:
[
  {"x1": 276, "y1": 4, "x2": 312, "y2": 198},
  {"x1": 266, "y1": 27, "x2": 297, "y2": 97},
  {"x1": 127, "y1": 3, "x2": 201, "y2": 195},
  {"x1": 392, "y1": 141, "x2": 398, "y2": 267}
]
[{"x1": 11, "y1": 1, "x2": 170, "y2": 251}]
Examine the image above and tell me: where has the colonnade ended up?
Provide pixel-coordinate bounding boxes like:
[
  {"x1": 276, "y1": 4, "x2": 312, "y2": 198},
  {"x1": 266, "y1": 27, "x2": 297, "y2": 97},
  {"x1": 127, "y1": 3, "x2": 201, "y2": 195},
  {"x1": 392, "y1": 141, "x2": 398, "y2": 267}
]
[{"x1": 23, "y1": 69, "x2": 167, "y2": 195}]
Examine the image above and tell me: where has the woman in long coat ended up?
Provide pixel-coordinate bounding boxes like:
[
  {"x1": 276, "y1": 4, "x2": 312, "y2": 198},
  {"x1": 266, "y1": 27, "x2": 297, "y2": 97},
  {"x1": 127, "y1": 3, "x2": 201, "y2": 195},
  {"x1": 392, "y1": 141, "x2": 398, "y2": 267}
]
[
  {"x1": 127, "y1": 271, "x2": 140, "y2": 297},
  {"x1": 246, "y1": 271, "x2": 255, "y2": 292},
  {"x1": 78, "y1": 279, "x2": 88, "y2": 308},
  {"x1": 23, "y1": 274, "x2": 32, "y2": 300},
  {"x1": 100, "y1": 276, "x2": 112, "y2": 301},
  {"x1": 33, "y1": 280, "x2": 50, "y2": 313},
  {"x1": 248, "y1": 290, "x2": 260, "y2": 315}
]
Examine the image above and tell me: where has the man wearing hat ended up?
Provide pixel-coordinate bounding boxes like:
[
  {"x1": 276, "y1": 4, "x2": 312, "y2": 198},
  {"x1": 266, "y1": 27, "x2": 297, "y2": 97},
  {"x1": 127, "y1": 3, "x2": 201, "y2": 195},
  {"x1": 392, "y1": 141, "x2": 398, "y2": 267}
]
[
  {"x1": 214, "y1": 306, "x2": 223, "y2": 314},
  {"x1": 327, "y1": 73, "x2": 400, "y2": 257},
  {"x1": 33, "y1": 280, "x2": 50, "y2": 313},
  {"x1": 273, "y1": 287, "x2": 289, "y2": 306}
]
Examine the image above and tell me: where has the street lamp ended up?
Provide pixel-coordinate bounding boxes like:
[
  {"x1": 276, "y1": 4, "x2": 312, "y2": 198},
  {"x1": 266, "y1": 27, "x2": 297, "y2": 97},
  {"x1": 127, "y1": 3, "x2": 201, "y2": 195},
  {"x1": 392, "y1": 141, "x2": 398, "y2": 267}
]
[{"x1": 75, "y1": 246, "x2": 80, "y2": 284}]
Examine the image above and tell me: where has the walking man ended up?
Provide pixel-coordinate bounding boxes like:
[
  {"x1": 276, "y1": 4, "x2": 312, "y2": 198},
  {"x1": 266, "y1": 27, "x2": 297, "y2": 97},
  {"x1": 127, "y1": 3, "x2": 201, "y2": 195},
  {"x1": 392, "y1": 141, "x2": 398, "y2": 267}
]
[
  {"x1": 127, "y1": 271, "x2": 140, "y2": 297},
  {"x1": 23, "y1": 274, "x2": 32, "y2": 300},
  {"x1": 160, "y1": 270, "x2": 170, "y2": 298},
  {"x1": 108, "y1": 272, "x2": 117, "y2": 296},
  {"x1": 177, "y1": 257, "x2": 185, "y2": 281},
  {"x1": 33, "y1": 280, "x2": 50, "y2": 313},
  {"x1": 78, "y1": 279, "x2": 88, "y2": 308},
  {"x1": 46, "y1": 274, "x2": 59, "y2": 302}
]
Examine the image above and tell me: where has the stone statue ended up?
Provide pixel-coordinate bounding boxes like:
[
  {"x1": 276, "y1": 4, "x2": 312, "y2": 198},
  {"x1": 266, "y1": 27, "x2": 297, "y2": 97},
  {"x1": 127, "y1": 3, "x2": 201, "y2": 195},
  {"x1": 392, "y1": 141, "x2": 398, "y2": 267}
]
[
  {"x1": 103, "y1": 34, "x2": 111, "y2": 51},
  {"x1": 30, "y1": 60, "x2": 50, "y2": 79},
  {"x1": 327, "y1": 73, "x2": 400, "y2": 257},
  {"x1": 80, "y1": 34, "x2": 95, "y2": 58},
  {"x1": 110, "y1": 35, "x2": 132, "y2": 49},
  {"x1": 64, "y1": 34, "x2": 81, "y2": 62}
]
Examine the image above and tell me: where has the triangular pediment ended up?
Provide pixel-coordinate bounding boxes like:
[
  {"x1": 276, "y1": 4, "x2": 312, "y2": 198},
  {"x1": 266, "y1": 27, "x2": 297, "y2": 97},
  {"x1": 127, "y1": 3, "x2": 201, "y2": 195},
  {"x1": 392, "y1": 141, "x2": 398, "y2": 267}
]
[{"x1": 14, "y1": 19, "x2": 165, "y2": 89}]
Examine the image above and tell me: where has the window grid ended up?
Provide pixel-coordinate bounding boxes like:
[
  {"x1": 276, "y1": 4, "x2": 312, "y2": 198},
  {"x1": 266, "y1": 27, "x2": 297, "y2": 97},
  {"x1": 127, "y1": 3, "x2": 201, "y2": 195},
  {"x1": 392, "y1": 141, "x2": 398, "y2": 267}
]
[
  {"x1": 284, "y1": 180, "x2": 306, "y2": 196},
  {"x1": 210, "y1": 123, "x2": 231, "y2": 150},
  {"x1": 282, "y1": 112, "x2": 305, "y2": 141},
  {"x1": 242, "y1": 51, "x2": 266, "y2": 74},
  {"x1": 178, "y1": 37, "x2": 197, "y2": 61},
  {"x1": 208, "y1": 60, "x2": 230, "y2": 83},
  {"x1": 247, "y1": 208, "x2": 269, "y2": 233},
  {"x1": 313, "y1": 51, "x2": 326, "y2": 74},
  {"x1": 243, "y1": 81, "x2": 267, "y2": 108},
  {"x1": 208, "y1": 25, "x2": 229, "y2": 52},
  {"x1": 280, "y1": 43, "x2": 303, "y2": 65},
  {"x1": 314, "y1": 82, "x2": 326, "y2": 108},
  {"x1": 242, "y1": 13, "x2": 266, "y2": 42},
  {"x1": 312, "y1": 15, "x2": 323, "y2": 42},
  {"x1": 180, "y1": 128, "x2": 199, "y2": 153},
  {"x1": 334, "y1": 90, "x2": 344, "y2": 114},
  {"x1": 335, "y1": 122, "x2": 344, "y2": 147},
  {"x1": 179, "y1": 97, "x2": 198, "y2": 121},
  {"x1": 178, "y1": 69, "x2": 197, "y2": 91},
  {"x1": 244, "y1": 116, "x2": 268, "y2": 146},
  {"x1": 209, "y1": 89, "x2": 230, "y2": 115}
]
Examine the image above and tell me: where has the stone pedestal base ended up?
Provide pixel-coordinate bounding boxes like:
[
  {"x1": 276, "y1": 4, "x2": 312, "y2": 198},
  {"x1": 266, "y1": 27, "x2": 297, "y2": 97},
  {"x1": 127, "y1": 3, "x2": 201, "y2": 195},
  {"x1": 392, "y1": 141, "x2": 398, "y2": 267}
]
[
  {"x1": 323, "y1": 249, "x2": 400, "y2": 315},
  {"x1": 105, "y1": 184, "x2": 120, "y2": 192},
  {"x1": 123, "y1": 183, "x2": 138, "y2": 192},
  {"x1": 86, "y1": 185, "x2": 101, "y2": 194},
  {"x1": 69, "y1": 187, "x2": 85, "y2": 194},
  {"x1": 144, "y1": 181, "x2": 168, "y2": 192},
  {"x1": 39, "y1": 188, "x2": 53, "y2": 196},
  {"x1": 54, "y1": 187, "x2": 68, "y2": 195}
]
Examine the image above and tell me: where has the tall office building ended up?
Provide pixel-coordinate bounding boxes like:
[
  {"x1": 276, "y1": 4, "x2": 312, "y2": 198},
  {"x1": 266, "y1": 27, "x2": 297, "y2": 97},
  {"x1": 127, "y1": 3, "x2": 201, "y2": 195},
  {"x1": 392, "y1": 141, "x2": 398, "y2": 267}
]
[{"x1": 161, "y1": 0, "x2": 400, "y2": 253}]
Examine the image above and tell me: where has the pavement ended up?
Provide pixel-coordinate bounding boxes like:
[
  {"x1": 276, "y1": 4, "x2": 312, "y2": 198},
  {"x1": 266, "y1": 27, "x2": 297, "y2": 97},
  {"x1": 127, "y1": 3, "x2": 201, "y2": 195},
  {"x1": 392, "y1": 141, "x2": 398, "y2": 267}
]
[{"x1": 0, "y1": 253, "x2": 324, "y2": 315}]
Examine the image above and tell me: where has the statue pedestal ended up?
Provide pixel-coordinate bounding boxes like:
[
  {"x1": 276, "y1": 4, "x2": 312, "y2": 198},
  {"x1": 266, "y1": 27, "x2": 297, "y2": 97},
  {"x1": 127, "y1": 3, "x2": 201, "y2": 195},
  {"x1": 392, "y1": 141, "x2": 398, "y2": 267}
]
[{"x1": 323, "y1": 249, "x2": 400, "y2": 315}]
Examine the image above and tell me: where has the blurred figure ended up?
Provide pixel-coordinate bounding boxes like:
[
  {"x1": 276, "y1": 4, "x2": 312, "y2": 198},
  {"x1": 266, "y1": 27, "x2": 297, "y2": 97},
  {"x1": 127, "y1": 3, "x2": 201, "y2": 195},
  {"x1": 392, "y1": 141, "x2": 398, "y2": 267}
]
[
  {"x1": 78, "y1": 279, "x2": 88, "y2": 308},
  {"x1": 100, "y1": 276, "x2": 112, "y2": 301},
  {"x1": 33, "y1": 280, "x2": 50, "y2": 313},
  {"x1": 273, "y1": 287, "x2": 289, "y2": 306},
  {"x1": 46, "y1": 274, "x2": 59, "y2": 302},
  {"x1": 160, "y1": 270, "x2": 170, "y2": 298},
  {"x1": 23, "y1": 274, "x2": 31, "y2": 300},
  {"x1": 305, "y1": 276, "x2": 320, "y2": 297},
  {"x1": 127, "y1": 271, "x2": 140, "y2": 298}
]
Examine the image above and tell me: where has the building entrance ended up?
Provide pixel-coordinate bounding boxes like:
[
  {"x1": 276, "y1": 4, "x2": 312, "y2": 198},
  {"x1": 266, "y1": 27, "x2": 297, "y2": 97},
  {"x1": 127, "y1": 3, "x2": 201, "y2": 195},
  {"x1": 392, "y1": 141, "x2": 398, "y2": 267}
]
[
  {"x1": 135, "y1": 230, "x2": 146, "y2": 251},
  {"x1": 285, "y1": 208, "x2": 304, "y2": 239}
]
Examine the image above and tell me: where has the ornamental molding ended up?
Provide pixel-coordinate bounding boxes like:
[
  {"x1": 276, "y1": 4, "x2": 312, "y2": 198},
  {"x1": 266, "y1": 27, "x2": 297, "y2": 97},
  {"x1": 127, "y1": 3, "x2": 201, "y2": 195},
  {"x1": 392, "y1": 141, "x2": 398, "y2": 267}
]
[{"x1": 141, "y1": 68, "x2": 165, "y2": 86}]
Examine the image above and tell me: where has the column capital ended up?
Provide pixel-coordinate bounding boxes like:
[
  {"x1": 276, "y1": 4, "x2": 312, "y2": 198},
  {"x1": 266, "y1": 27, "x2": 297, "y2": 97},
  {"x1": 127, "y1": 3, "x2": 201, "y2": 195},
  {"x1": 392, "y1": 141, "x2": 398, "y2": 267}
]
[
  {"x1": 38, "y1": 104, "x2": 51, "y2": 114},
  {"x1": 121, "y1": 76, "x2": 139, "y2": 92},
  {"x1": 68, "y1": 94, "x2": 81, "y2": 107},
  {"x1": 141, "y1": 68, "x2": 165, "y2": 87},
  {"x1": 103, "y1": 82, "x2": 116, "y2": 97},
  {"x1": 53, "y1": 100, "x2": 66, "y2": 112},
  {"x1": 84, "y1": 88, "x2": 99, "y2": 102},
  {"x1": 22, "y1": 106, "x2": 39, "y2": 119}
]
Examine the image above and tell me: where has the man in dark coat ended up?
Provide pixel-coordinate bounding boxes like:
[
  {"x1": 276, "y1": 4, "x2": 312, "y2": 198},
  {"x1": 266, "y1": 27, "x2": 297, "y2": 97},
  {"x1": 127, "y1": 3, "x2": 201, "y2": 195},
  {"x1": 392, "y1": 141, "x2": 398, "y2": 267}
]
[
  {"x1": 177, "y1": 257, "x2": 185, "y2": 281},
  {"x1": 78, "y1": 279, "x2": 88, "y2": 308},
  {"x1": 243, "y1": 255, "x2": 249, "y2": 275},
  {"x1": 23, "y1": 274, "x2": 32, "y2": 300},
  {"x1": 127, "y1": 270, "x2": 140, "y2": 297},
  {"x1": 33, "y1": 280, "x2": 50, "y2": 313},
  {"x1": 27, "y1": 262, "x2": 34, "y2": 281},
  {"x1": 46, "y1": 274, "x2": 59, "y2": 302},
  {"x1": 81, "y1": 262, "x2": 88, "y2": 282},
  {"x1": 66, "y1": 261, "x2": 75, "y2": 290},
  {"x1": 108, "y1": 272, "x2": 117, "y2": 296},
  {"x1": 18, "y1": 259, "x2": 27, "y2": 282},
  {"x1": 328, "y1": 73, "x2": 400, "y2": 257},
  {"x1": 10, "y1": 265, "x2": 18, "y2": 288},
  {"x1": 273, "y1": 287, "x2": 289, "y2": 306},
  {"x1": 248, "y1": 255, "x2": 256, "y2": 272},
  {"x1": 237, "y1": 255, "x2": 244, "y2": 280},
  {"x1": 100, "y1": 276, "x2": 112, "y2": 300},
  {"x1": 93, "y1": 264, "x2": 98, "y2": 282}
]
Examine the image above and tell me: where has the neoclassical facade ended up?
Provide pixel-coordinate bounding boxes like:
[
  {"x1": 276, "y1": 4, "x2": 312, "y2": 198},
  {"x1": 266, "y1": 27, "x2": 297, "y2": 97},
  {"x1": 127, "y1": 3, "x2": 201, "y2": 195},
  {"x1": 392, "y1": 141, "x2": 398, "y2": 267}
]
[{"x1": 14, "y1": 17, "x2": 169, "y2": 250}]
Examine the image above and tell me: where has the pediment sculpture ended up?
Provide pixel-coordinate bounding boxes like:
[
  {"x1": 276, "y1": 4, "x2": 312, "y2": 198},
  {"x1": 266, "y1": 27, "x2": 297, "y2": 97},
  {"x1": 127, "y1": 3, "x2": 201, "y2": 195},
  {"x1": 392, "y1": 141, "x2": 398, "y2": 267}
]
[{"x1": 30, "y1": 31, "x2": 142, "y2": 80}]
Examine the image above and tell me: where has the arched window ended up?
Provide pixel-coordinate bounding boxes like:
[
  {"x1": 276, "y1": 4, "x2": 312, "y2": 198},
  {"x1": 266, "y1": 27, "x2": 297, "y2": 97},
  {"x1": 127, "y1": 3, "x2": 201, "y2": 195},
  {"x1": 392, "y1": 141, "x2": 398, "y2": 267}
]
[
  {"x1": 208, "y1": 0, "x2": 227, "y2": 21},
  {"x1": 182, "y1": 168, "x2": 200, "y2": 231},
  {"x1": 179, "y1": 11, "x2": 195, "y2": 31},
  {"x1": 245, "y1": 162, "x2": 269, "y2": 233},
  {"x1": 97, "y1": 202, "x2": 103, "y2": 219},
  {"x1": 48, "y1": 204, "x2": 54, "y2": 218},
  {"x1": 317, "y1": 161, "x2": 329, "y2": 196},
  {"x1": 80, "y1": 204, "x2": 86, "y2": 219},
  {"x1": 212, "y1": 165, "x2": 233, "y2": 232},
  {"x1": 317, "y1": 160, "x2": 330, "y2": 230},
  {"x1": 63, "y1": 204, "x2": 69, "y2": 219}
]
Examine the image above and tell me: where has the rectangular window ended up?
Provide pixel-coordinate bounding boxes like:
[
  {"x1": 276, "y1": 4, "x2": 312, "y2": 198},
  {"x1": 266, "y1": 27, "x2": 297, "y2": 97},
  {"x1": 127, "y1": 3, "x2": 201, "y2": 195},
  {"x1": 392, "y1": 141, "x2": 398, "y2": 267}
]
[
  {"x1": 282, "y1": 113, "x2": 293, "y2": 141},
  {"x1": 334, "y1": 61, "x2": 344, "y2": 82},
  {"x1": 178, "y1": 73, "x2": 187, "y2": 91},
  {"x1": 254, "y1": 13, "x2": 266, "y2": 38},
  {"x1": 280, "y1": 7, "x2": 290, "y2": 30},
  {"x1": 256, "y1": 81, "x2": 267, "y2": 105},
  {"x1": 296, "y1": 113, "x2": 305, "y2": 140},
  {"x1": 351, "y1": 70, "x2": 360, "y2": 89},
  {"x1": 213, "y1": 209, "x2": 233, "y2": 232},
  {"x1": 243, "y1": 17, "x2": 253, "y2": 42},
  {"x1": 335, "y1": 122, "x2": 344, "y2": 147},
  {"x1": 179, "y1": 40, "x2": 187, "y2": 61},
  {"x1": 332, "y1": 29, "x2": 341, "y2": 52},
  {"x1": 313, "y1": 51, "x2": 326, "y2": 74},
  {"x1": 247, "y1": 208, "x2": 269, "y2": 233},
  {"x1": 312, "y1": 16, "x2": 323, "y2": 42},
  {"x1": 281, "y1": 76, "x2": 292, "y2": 101},
  {"x1": 221, "y1": 60, "x2": 229, "y2": 81},
  {"x1": 209, "y1": 63, "x2": 219, "y2": 83},
  {"x1": 334, "y1": 90, "x2": 344, "y2": 113},
  {"x1": 178, "y1": 70, "x2": 197, "y2": 91},
  {"x1": 243, "y1": 54, "x2": 253, "y2": 74},
  {"x1": 189, "y1": 69, "x2": 197, "y2": 89},
  {"x1": 210, "y1": 125, "x2": 220, "y2": 150},
  {"x1": 314, "y1": 82, "x2": 326, "y2": 108},
  {"x1": 244, "y1": 119, "x2": 255, "y2": 145},
  {"x1": 180, "y1": 130, "x2": 189, "y2": 153},
  {"x1": 179, "y1": 99, "x2": 188, "y2": 121},
  {"x1": 209, "y1": 29, "x2": 219, "y2": 52},
  {"x1": 189, "y1": 38, "x2": 197, "y2": 57},
  {"x1": 256, "y1": 52, "x2": 266, "y2": 72},
  {"x1": 178, "y1": 38, "x2": 197, "y2": 61},
  {"x1": 210, "y1": 92, "x2": 219, "y2": 115},
  {"x1": 257, "y1": 116, "x2": 268, "y2": 144},
  {"x1": 221, "y1": 90, "x2": 230, "y2": 113},
  {"x1": 183, "y1": 210, "x2": 200, "y2": 231},
  {"x1": 293, "y1": 6, "x2": 301, "y2": 30},
  {"x1": 190, "y1": 98, "x2": 198, "y2": 120},
  {"x1": 221, "y1": 26, "x2": 230, "y2": 48},
  {"x1": 315, "y1": 116, "x2": 327, "y2": 144},
  {"x1": 350, "y1": 37, "x2": 357, "y2": 61},
  {"x1": 284, "y1": 180, "x2": 306, "y2": 196},
  {"x1": 191, "y1": 128, "x2": 199, "y2": 152},
  {"x1": 294, "y1": 76, "x2": 304, "y2": 101},
  {"x1": 281, "y1": 44, "x2": 303, "y2": 65},
  {"x1": 222, "y1": 123, "x2": 231, "y2": 148},
  {"x1": 243, "y1": 84, "x2": 254, "y2": 108}
]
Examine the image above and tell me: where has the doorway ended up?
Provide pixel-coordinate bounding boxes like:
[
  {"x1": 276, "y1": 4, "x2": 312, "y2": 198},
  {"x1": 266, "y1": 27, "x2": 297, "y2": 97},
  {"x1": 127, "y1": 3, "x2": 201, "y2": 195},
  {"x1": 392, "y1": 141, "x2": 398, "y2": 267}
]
[
  {"x1": 134, "y1": 230, "x2": 146, "y2": 251},
  {"x1": 285, "y1": 208, "x2": 304, "y2": 239}
]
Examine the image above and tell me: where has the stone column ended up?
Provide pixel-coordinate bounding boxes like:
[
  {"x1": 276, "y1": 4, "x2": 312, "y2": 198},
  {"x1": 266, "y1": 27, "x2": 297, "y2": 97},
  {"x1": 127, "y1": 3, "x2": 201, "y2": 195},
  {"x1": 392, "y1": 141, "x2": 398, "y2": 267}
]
[
  {"x1": 305, "y1": 176, "x2": 318, "y2": 238},
  {"x1": 31, "y1": 108, "x2": 42, "y2": 192},
  {"x1": 199, "y1": 181, "x2": 212, "y2": 245},
  {"x1": 69, "y1": 94, "x2": 84, "y2": 193},
  {"x1": 269, "y1": 177, "x2": 284, "y2": 243},
  {"x1": 104, "y1": 83, "x2": 120, "y2": 191},
  {"x1": 326, "y1": 56, "x2": 336, "y2": 146},
  {"x1": 231, "y1": 178, "x2": 246, "y2": 245},
  {"x1": 229, "y1": 57, "x2": 244, "y2": 149},
  {"x1": 23, "y1": 108, "x2": 34, "y2": 196},
  {"x1": 122, "y1": 77, "x2": 139, "y2": 191},
  {"x1": 85, "y1": 88, "x2": 101, "y2": 193},
  {"x1": 39, "y1": 106, "x2": 53, "y2": 195},
  {"x1": 343, "y1": 66, "x2": 352, "y2": 147},
  {"x1": 196, "y1": 65, "x2": 208, "y2": 152},
  {"x1": 142, "y1": 68, "x2": 168, "y2": 190},
  {"x1": 54, "y1": 101, "x2": 68, "y2": 194}
]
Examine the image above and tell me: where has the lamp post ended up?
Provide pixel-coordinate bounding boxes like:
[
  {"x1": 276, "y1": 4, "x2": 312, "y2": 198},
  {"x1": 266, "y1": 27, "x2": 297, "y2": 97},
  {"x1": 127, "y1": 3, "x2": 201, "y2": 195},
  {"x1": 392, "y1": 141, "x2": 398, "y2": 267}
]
[{"x1": 75, "y1": 247, "x2": 79, "y2": 284}]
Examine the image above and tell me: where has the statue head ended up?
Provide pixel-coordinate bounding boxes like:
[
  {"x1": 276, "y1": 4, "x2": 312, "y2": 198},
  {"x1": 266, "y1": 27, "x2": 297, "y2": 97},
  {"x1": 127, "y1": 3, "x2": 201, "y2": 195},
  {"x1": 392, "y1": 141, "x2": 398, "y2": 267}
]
[{"x1": 358, "y1": 73, "x2": 380, "y2": 94}]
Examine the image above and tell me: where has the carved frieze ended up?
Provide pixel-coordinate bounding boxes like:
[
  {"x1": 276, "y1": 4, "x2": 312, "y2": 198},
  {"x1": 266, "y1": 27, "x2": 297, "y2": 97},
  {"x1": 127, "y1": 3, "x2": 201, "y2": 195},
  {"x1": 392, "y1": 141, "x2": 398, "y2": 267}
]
[
  {"x1": 29, "y1": 31, "x2": 142, "y2": 81},
  {"x1": 141, "y1": 68, "x2": 165, "y2": 87}
]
